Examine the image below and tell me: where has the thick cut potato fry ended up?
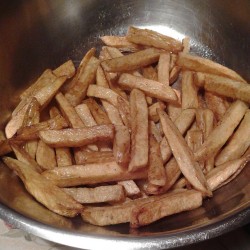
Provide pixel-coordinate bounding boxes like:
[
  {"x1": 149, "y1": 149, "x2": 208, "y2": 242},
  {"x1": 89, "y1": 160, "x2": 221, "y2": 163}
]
[
  {"x1": 149, "y1": 102, "x2": 166, "y2": 122},
  {"x1": 101, "y1": 48, "x2": 160, "y2": 72},
  {"x1": 160, "y1": 109, "x2": 196, "y2": 163},
  {"x1": 118, "y1": 73, "x2": 178, "y2": 103},
  {"x1": 100, "y1": 36, "x2": 142, "y2": 52},
  {"x1": 194, "y1": 100, "x2": 248, "y2": 161},
  {"x1": 207, "y1": 151, "x2": 250, "y2": 191},
  {"x1": 129, "y1": 89, "x2": 149, "y2": 172},
  {"x1": 36, "y1": 140, "x2": 57, "y2": 170},
  {"x1": 118, "y1": 180, "x2": 141, "y2": 197},
  {"x1": 65, "y1": 57, "x2": 100, "y2": 106},
  {"x1": 158, "y1": 109, "x2": 211, "y2": 196},
  {"x1": 169, "y1": 66, "x2": 181, "y2": 85},
  {"x1": 149, "y1": 121, "x2": 162, "y2": 143},
  {"x1": 182, "y1": 37, "x2": 190, "y2": 54},
  {"x1": 167, "y1": 102, "x2": 182, "y2": 122},
  {"x1": 158, "y1": 52, "x2": 170, "y2": 85},
  {"x1": 42, "y1": 161, "x2": 147, "y2": 187},
  {"x1": 204, "y1": 92, "x2": 229, "y2": 121},
  {"x1": 53, "y1": 60, "x2": 75, "y2": 78},
  {"x1": 101, "y1": 101, "x2": 124, "y2": 126},
  {"x1": 116, "y1": 96, "x2": 131, "y2": 127},
  {"x1": 113, "y1": 125, "x2": 130, "y2": 167},
  {"x1": 177, "y1": 53, "x2": 246, "y2": 82},
  {"x1": 130, "y1": 190, "x2": 202, "y2": 228},
  {"x1": 39, "y1": 124, "x2": 114, "y2": 148},
  {"x1": 126, "y1": 26, "x2": 183, "y2": 53},
  {"x1": 74, "y1": 150, "x2": 114, "y2": 165},
  {"x1": 3, "y1": 157, "x2": 83, "y2": 217},
  {"x1": 142, "y1": 66, "x2": 158, "y2": 81},
  {"x1": 96, "y1": 65, "x2": 110, "y2": 88},
  {"x1": 202, "y1": 74, "x2": 250, "y2": 103},
  {"x1": 64, "y1": 185, "x2": 125, "y2": 204},
  {"x1": 181, "y1": 71, "x2": 199, "y2": 109},
  {"x1": 215, "y1": 110, "x2": 250, "y2": 166},
  {"x1": 75, "y1": 103, "x2": 97, "y2": 127}
]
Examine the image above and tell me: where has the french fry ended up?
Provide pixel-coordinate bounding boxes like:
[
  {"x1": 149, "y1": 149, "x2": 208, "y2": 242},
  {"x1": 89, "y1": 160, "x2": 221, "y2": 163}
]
[
  {"x1": 96, "y1": 65, "x2": 109, "y2": 88},
  {"x1": 53, "y1": 60, "x2": 75, "y2": 78},
  {"x1": 130, "y1": 190, "x2": 202, "y2": 228},
  {"x1": 63, "y1": 185, "x2": 125, "y2": 204},
  {"x1": 172, "y1": 177, "x2": 188, "y2": 190},
  {"x1": 101, "y1": 101, "x2": 124, "y2": 126},
  {"x1": 129, "y1": 89, "x2": 149, "y2": 172},
  {"x1": 118, "y1": 73, "x2": 178, "y2": 103},
  {"x1": 65, "y1": 56, "x2": 100, "y2": 106},
  {"x1": 149, "y1": 121, "x2": 162, "y2": 143},
  {"x1": 126, "y1": 26, "x2": 183, "y2": 53},
  {"x1": 101, "y1": 48, "x2": 160, "y2": 72},
  {"x1": 148, "y1": 133, "x2": 166, "y2": 187},
  {"x1": 118, "y1": 180, "x2": 141, "y2": 198},
  {"x1": 158, "y1": 109, "x2": 211, "y2": 196},
  {"x1": 158, "y1": 52, "x2": 170, "y2": 85},
  {"x1": 207, "y1": 150, "x2": 250, "y2": 191},
  {"x1": 39, "y1": 124, "x2": 114, "y2": 148},
  {"x1": 3, "y1": 157, "x2": 83, "y2": 217},
  {"x1": 160, "y1": 109, "x2": 196, "y2": 163},
  {"x1": 182, "y1": 37, "x2": 190, "y2": 54},
  {"x1": 74, "y1": 150, "x2": 114, "y2": 165},
  {"x1": 215, "y1": 110, "x2": 250, "y2": 166},
  {"x1": 100, "y1": 36, "x2": 142, "y2": 52},
  {"x1": 181, "y1": 71, "x2": 199, "y2": 109},
  {"x1": 169, "y1": 66, "x2": 181, "y2": 85},
  {"x1": 166, "y1": 102, "x2": 182, "y2": 122},
  {"x1": 113, "y1": 125, "x2": 130, "y2": 167},
  {"x1": 149, "y1": 102, "x2": 166, "y2": 122},
  {"x1": 116, "y1": 96, "x2": 131, "y2": 127},
  {"x1": 75, "y1": 103, "x2": 97, "y2": 127},
  {"x1": 142, "y1": 66, "x2": 158, "y2": 81},
  {"x1": 194, "y1": 100, "x2": 248, "y2": 161},
  {"x1": 42, "y1": 161, "x2": 147, "y2": 187}
]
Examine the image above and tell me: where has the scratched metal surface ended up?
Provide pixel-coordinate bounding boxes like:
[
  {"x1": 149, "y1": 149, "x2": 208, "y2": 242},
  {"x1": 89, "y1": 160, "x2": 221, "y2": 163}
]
[{"x1": 0, "y1": 0, "x2": 249, "y2": 249}]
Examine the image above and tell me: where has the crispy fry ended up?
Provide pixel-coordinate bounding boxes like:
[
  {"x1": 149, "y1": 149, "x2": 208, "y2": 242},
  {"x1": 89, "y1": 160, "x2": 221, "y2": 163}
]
[
  {"x1": 158, "y1": 109, "x2": 211, "y2": 196},
  {"x1": 130, "y1": 190, "x2": 202, "y2": 228},
  {"x1": 149, "y1": 121, "x2": 162, "y2": 143},
  {"x1": 149, "y1": 102, "x2": 166, "y2": 122},
  {"x1": 42, "y1": 161, "x2": 147, "y2": 187},
  {"x1": 172, "y1": 177, "x2": 188, "y2": 190},
  {"x1": 158, "y1": 52, "x2": 170, "y2": 85},
  {"x1": 101, "y1": 48, "x2": 160, "y2": 72},
  {"x1": 100, "y1": 36, "x2": 142, "y2": 52},
  {"x1": 75, "y1": 103, "x2": 97, "y2": 127},
  {"x1": 113, "y1": 125, "x2": 130, "y2": 167},
  {"x1": 74, "y1": 150, "x2": 114, "y2": 165},
  {"x1": 39, "y1": 124, "x2": 114, "y2": 148},
  {"x1": 215, "y1": 110, "x2": 250, "y2": 166},
  {"x1": 129, "y1": 89, "x2": 149, "y2": 172},
  {"x1": 182, "y1": 37, "x2": 190, "y2": 54},
  {"x1": 118, "y1": 180, "x2": 141, "y2": 198},
  {"x1": 177, "y1": 53, "x2": 246, "y2": 82},
  {"x1": 181, "y1": 71, "x2": 199, "y2": 109},
  {"x1": 101, "y1": 101, "x2": 124, "y2": 126},
  {"x1": 65, "y1": 57, "x2": 100, "y2": 106},
  {"x1": 166, "y1": 102, "x2": 182, "y2": 122},
  {"x1": 118, "y1": 73, "x2": 178, "y2": 103},
  {"x1": 3, "y1": 157, "x2": 83, "y2": 217},
  {"x1": 169, "y1": 66, "x2": 181, "y2": 85},
  {"x1": 194, "y1": 100, "x2": 248, "y2": 161},
  {"x1": 53, "y1": 60, "x2": 75, "y2": 78},
  {"x1": 142, "y1": 66, "x2": 158, "y2": 81},
  {"x1": 126, "y1": 26, "x2": 183, "y2": 53},
  {"x1": 64, "y1": 185, "x2": 125, "y2": 204},
  {"x1": 96, "y1": 65, "x2": 109, "y2": 88}
]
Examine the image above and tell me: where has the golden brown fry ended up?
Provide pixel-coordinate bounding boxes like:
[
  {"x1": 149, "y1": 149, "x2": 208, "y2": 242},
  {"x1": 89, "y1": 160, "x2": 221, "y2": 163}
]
[
  {"x1": 166, "y1": 102, "x2": 182, "y2": 122},
  {"x1": 129, "y1": 89, "x2": 149, "y2": 172},
  {"x1": 55, "y1": 147, "x2": 73, "y2": 167},
  {"x1": 42, "y1": 161, "x2": 147, "y2": 187},
  {"x1": 14, "y1": 115, "x2": 68, "y2": 141},
  {"x1": 118, "y1": 180, "x2": 141, "y2": 198},
  {"x1": 3, "y1": 157, "x2": 83, "y2": 217},
  {"x1": 148, "y1": 102, "x2": 166, "y2": 122},
  {"x1": 75, "y1": 103, "x2": 97, "y2": 127},
  {"x1": 101, "y1": 101, "x2": 124, "y2": 126},
  {"x1": 194, "y1": 100, "x2": 248, "y2": 161},
  {"x1": 96, "y1": 65, "x2": 110, "y2": 88},
  {"x1": 113, "y1": 125, "x2": 130, "y2": 168},
  {"x1": 39, "y1": 124, "x2": 114, "y2": 148},
  {"x1": 215, "y1": 110, "x2": 250, "y2": 166},
  {"x1": 118, "y1": 73, "x2": 178, "y2": 103},
  {"x1": 172, "y1": 177, "x2": 188, "y2": 190},
  {"x1": 74, "y1": 150, "x2": 114, "y2": 165},
  {"x1": 181, "y1": 71, "x2": 199, "y2": 109},
  {"x1": 158, "y1": 52, "x2": 170, "y2": 85},
  {"x1": 116, "y1": 96, "x2": 131, "y2": 127},
  {"x1": 65, "y1": 57, "x2": 100, "y2": 106},
  {"x1": 101, "y1": 48, "x2": 160, "y2": 72},
  {"x1": 158, "y1": 109, "x2": 211, "y2": 196},
  {"x1": 207, "y1": 151, "x2": 250, "y2": 191},
  {"x1": 148, "y1": 133, "x2": 166, "y2": 187},
  {"x1": 53, "y1": 60, "x2": 75, "y2": 78},
  {"x1": 130, "y1": 190, "x2": 202, "y2": 228},
  {"x1": 169, "y1": 66, "x2": 181, "y2": 85},
  {"x1": 142, "y1": 66, "x2": 158, "y2": 81},
  {"x1": 100, "y1": 36, "x2": 142, "y2": 52},
  {"x1": 36, "y1": 140, "x2": 57, "y2": 170},
  {"x1": 64, "y1": 185, "x2": 125, "y2": 204},
  {"x1": 182, "y1": 37, "x2": 190, "y2": 54},
  {"x1": 126, "y1": 26, "x2": 183, "y2": 53},
  {"x1": 160, "y1": 109, "x2": 196, "y2": 163},
  {"x1": 149, "y1": 121, "x2": 162, "y2": 143},
  {"x1": 177, "y1": 53, "x2": 246, "y2": 82}
]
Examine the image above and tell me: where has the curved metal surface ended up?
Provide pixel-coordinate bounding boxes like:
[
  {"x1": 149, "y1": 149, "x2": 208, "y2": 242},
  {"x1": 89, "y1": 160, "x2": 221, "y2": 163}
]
[{"x1": 0, "y1": 0, "x2": 249, "y2": 249}]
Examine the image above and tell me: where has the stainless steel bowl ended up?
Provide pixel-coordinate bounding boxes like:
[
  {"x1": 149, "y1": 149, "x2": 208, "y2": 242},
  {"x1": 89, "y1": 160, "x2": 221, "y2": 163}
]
[{"x1": 0, "y1": 0, "x2": 249, "y2": 249}]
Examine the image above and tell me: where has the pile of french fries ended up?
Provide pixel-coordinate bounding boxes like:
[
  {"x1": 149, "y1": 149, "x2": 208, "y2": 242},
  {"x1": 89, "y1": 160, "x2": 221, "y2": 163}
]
[{"x1": 1, "y1": 26, "x2": 249, "y2": 228}]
